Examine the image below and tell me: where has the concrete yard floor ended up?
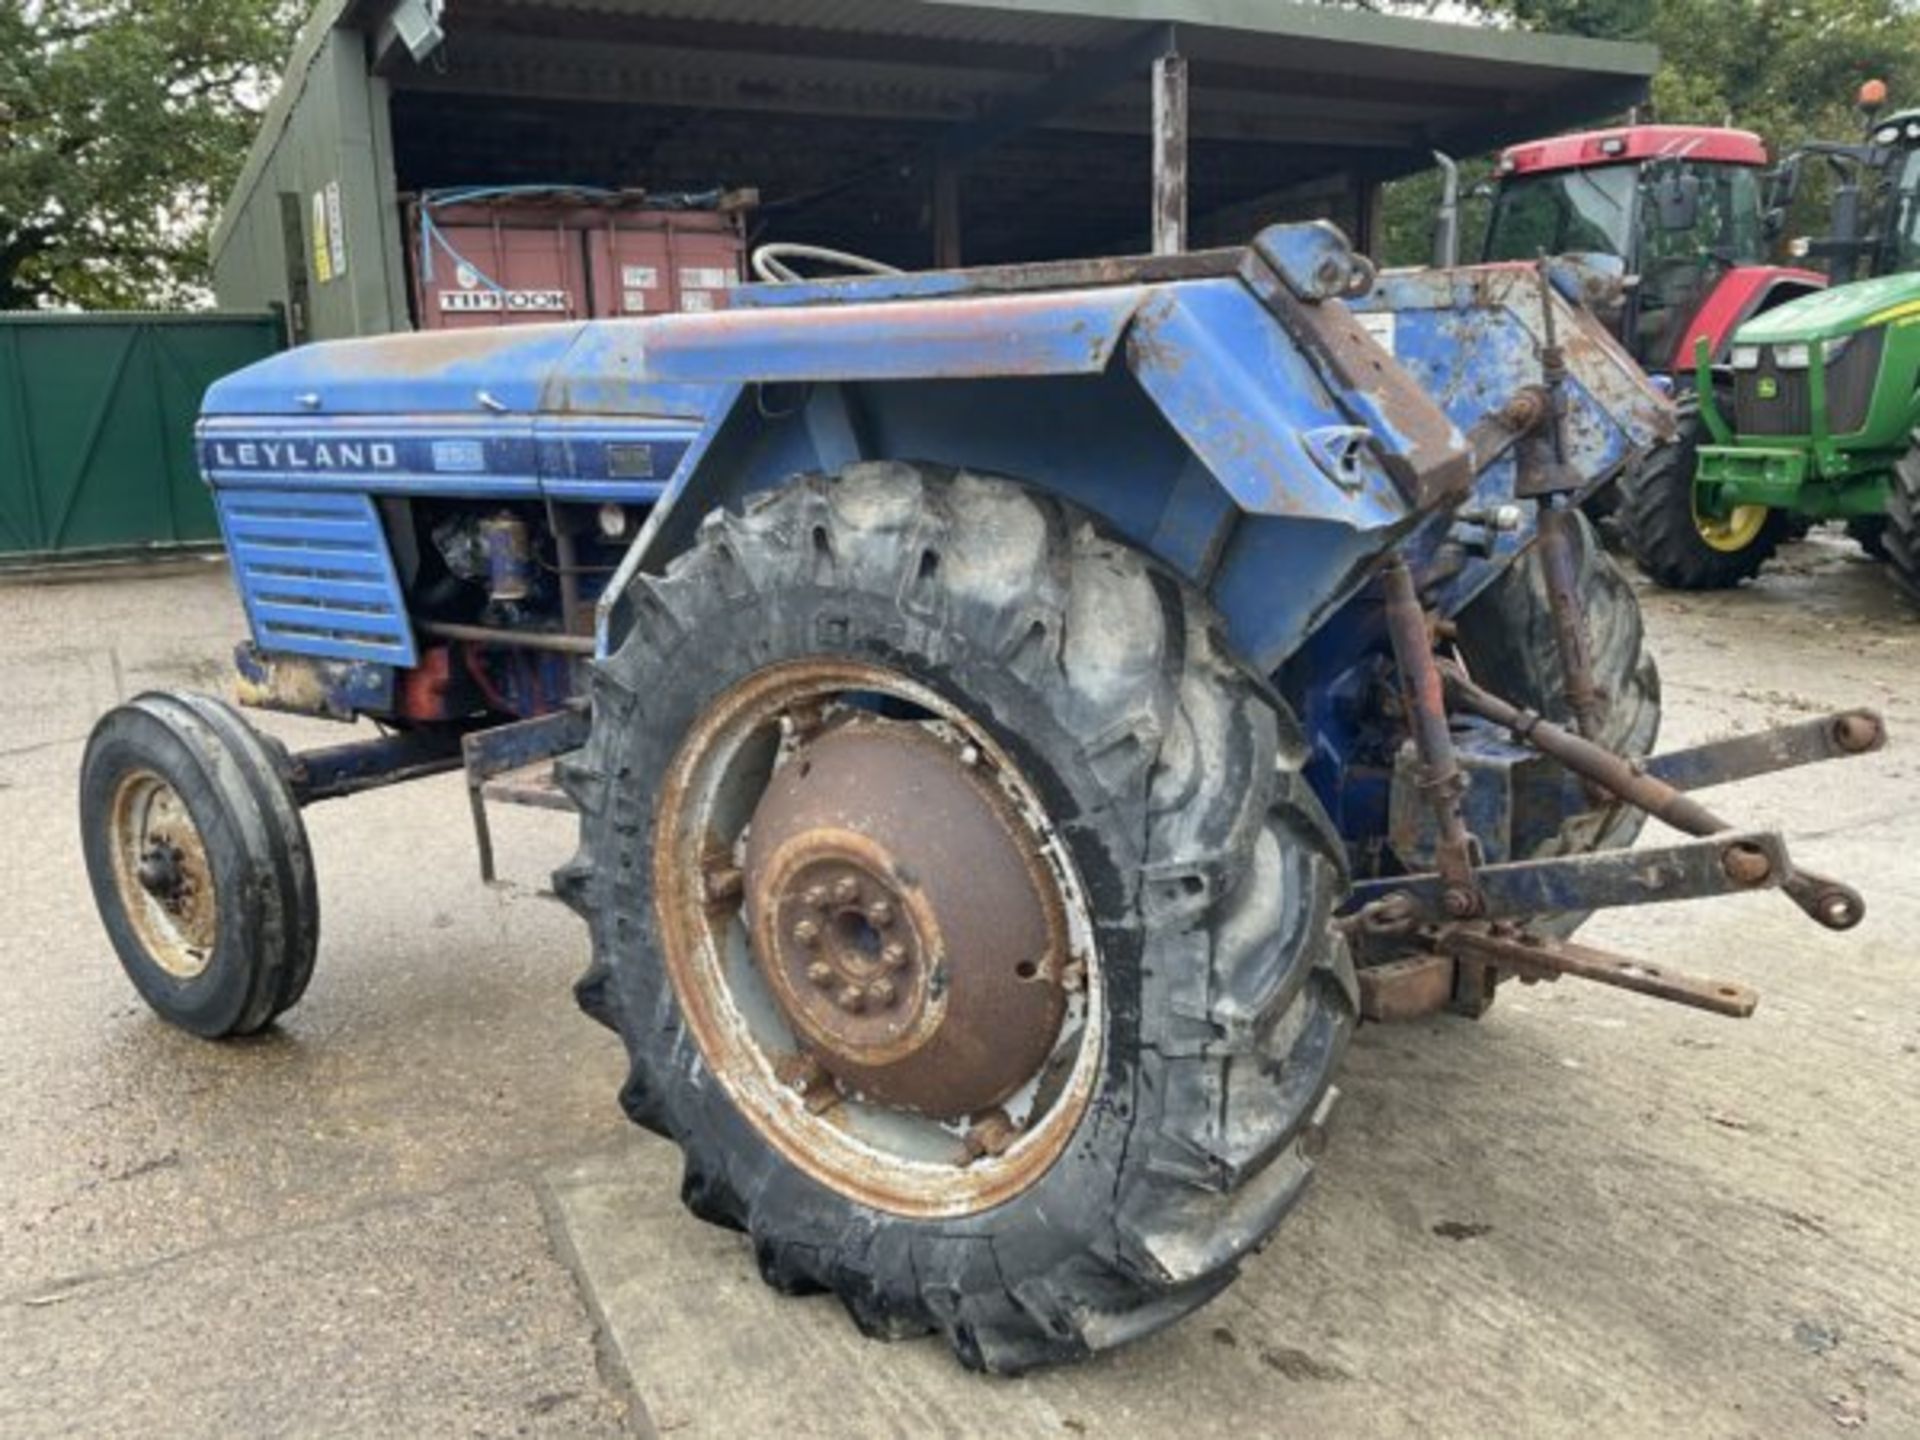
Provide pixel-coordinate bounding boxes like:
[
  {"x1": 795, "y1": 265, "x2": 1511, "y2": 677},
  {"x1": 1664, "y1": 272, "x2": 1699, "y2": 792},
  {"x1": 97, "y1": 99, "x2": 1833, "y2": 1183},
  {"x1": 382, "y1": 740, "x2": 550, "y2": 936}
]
[{"x1": 1, "y1": 534, "x2": 1916, "y2": 1437}]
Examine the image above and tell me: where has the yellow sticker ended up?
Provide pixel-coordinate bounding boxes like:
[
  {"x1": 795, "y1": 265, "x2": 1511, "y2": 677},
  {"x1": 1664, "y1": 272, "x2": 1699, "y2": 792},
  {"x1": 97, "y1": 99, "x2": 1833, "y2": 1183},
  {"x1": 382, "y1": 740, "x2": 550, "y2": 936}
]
[{"x1": 311, "y1": 190, "x2": 332, "y2": 284}]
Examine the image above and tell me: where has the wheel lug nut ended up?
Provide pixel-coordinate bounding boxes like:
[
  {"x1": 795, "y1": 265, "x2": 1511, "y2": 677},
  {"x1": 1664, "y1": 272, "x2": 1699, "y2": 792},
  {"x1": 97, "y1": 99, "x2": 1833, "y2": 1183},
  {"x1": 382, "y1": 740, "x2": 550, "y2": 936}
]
[
  {"x1": 866, "y1": 900, "x2": 894, "y2": 927},
  {"x1": 701, "y1": 864, "x2": 743, "y2": 903},
  {"x1": 803, "y1": 885, "x2": 828, "y2": 909},
  {"x1": 836, "y1": 985, "x2": 866, "y2": 1013},
  {"x1": 881, "y1": 942, "x2": 908, "y2": 969},
  {"x1": 832, "y1": 877, "x2": 860, "y2": 905},
  {"x1": 962, "y1": 1108, "x2": 1017, "y2": 1163},
  {"x1": 793, "y1": 918, "x2": 820, "y2": 945},
  {"x1": 806, "y1": 962, "x2": 833, "y2": 988},
  {"x1": 868, "y1": 977, "x2": 897, "y2": 1006}
]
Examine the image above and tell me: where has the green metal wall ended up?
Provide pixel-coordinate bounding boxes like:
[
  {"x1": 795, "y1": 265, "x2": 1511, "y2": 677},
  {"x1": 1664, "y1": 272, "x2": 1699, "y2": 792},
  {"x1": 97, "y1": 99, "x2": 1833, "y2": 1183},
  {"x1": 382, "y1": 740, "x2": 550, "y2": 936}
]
[
  {"x1": 0, "y1": 312, "x2": 282, "y2": 559},
  {"x1": 211, "y1": 26, "x2": 410, "y2": 341}
]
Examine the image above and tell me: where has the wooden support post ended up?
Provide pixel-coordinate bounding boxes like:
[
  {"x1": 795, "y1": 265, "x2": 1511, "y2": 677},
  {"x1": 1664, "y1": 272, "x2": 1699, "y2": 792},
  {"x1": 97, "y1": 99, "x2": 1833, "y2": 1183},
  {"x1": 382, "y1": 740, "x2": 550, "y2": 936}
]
[
  {"x1": 932, "y1": 160, "x2": 962, "y2": 270},
  {"x1": 1151, "y1": 51, "x2": 1189, "y2": 256}
]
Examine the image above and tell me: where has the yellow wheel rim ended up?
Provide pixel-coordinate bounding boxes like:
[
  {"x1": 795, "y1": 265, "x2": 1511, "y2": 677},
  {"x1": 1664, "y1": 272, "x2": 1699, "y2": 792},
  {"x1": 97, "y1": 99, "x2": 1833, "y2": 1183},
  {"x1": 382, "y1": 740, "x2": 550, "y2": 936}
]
[{"x1": 1693, "y1": 493, "x2": 1770, "y2": 553}]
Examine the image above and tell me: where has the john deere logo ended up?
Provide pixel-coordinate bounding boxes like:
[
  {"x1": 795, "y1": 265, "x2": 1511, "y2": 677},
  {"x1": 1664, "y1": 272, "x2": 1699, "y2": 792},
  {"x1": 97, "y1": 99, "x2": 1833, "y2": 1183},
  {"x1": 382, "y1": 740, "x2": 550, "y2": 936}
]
[{"x1": 1756, "y1": 377, "x2": 1779, "y2": 400}]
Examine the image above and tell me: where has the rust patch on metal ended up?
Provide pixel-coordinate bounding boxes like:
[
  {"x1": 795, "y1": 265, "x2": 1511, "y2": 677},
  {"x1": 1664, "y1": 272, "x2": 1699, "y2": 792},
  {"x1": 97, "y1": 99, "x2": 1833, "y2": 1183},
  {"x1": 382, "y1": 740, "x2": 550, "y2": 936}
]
[
  {"x1": 1535, "y1": 502, "x2": 1608, "y2": 746},
  {"x1": 1438, "y1": 924, "x2": 1758, "y2": 1018},
  {"x1": 1357, "y1": 954, "x2": 1455, "y2": 1022},
  {"x1": 319, "y1": 323, "x2": 575, "y2": 379},
  {"x1": 744, "y1": 722, "x2": 1070, "y2": 1116}
]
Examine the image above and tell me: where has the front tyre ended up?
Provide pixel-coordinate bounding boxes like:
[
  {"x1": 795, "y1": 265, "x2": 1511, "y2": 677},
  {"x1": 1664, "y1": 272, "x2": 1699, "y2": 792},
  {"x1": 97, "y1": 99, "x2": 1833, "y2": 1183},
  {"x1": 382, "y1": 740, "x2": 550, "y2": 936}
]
[
  {"x1": 80, "y1": 692, "x2": 319, "y2": 1037},
  {"x1": 558, "y1": 464, "x2": 1355, "y2": 1373},
  {"x1": 1619, "y1": 400, "x2": 1788, "y2": 589}
]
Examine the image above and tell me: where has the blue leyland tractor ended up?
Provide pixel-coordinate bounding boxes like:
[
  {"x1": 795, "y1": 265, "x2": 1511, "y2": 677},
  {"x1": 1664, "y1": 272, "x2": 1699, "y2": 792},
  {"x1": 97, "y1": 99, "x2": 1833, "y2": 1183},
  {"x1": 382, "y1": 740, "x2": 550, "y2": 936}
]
[{"x1": 79, "y1": 226, "x2": 1884, "y2": 1372}]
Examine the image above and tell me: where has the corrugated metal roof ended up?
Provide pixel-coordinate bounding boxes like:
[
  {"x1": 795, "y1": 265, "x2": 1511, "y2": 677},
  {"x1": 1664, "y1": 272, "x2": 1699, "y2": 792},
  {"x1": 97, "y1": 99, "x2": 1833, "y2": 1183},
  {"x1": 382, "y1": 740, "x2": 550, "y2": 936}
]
[
  {"x1": 446, "y1": 0, "x2": 1654, "y2": 73},
  {"x1": 216, "y1": 0, "x2": 1659, "y2": 262}
]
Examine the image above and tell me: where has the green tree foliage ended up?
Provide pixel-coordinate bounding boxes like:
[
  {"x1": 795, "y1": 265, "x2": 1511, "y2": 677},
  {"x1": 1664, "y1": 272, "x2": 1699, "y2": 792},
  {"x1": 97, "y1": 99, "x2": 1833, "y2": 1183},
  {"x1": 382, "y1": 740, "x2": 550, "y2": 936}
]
[
  {"x1": 1377, "y1": 0, "x2": 1920, "y2": 266},
  {"x1": 0, "y1": 0, "x2": 300, "y2": 309}
]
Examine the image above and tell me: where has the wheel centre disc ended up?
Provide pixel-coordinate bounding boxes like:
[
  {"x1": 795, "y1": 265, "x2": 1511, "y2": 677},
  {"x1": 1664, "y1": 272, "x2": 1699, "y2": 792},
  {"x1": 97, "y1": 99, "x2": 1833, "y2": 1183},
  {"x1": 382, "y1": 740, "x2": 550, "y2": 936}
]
[
  {"x1": 743, "y1": 718, "x2": 1068, "y2": 1118},
  {"x1": 108, "y1": 770, "x2": 217, "y2": 979}
]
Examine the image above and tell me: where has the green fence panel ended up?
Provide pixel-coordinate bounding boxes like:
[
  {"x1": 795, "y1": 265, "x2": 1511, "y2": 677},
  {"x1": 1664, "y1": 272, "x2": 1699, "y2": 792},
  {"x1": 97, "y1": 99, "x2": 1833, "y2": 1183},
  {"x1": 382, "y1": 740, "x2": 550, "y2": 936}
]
[{"x1": 0, "y1": 312, "x2": 281, "y2": 558}]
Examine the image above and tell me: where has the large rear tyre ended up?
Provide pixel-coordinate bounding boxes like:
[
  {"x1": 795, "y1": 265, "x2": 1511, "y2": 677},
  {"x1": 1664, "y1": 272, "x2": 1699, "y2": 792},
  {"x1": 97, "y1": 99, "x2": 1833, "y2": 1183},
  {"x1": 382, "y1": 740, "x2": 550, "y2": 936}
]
[
  {"x1": 1619, "y1": 401, "x2": 1789, "y2": 589},
  {"x1": 1883, "y1": 436, "x2": 1920, "y2": 604},
  {"x1": 1453, "y1": 508, "x2": 1662, "y2": 937},
  {"x1": 80, "y1": 692, "x2": 319, "y2": 1037},
  {"x1": 558, "y1": 464, "x2": 1356, "y2": 1373}
]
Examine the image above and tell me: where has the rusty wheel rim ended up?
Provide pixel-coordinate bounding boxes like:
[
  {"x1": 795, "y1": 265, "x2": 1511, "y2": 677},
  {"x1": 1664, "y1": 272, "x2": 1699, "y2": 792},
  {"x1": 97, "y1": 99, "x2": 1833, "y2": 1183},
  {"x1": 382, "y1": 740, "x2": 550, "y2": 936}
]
[
  {"x1": 107, "y1": 770, "x2": 218, "y2": 980},
  {"x1": 653, "y1": 660, "x2": 1102, "y2": 1219}
]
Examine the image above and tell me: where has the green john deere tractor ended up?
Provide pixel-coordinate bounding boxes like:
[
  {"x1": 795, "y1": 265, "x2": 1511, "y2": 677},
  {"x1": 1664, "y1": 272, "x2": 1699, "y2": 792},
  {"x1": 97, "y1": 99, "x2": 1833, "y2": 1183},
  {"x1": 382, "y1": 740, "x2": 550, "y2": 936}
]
[{"x1": 1622, "y1": 86, "x2": 1920, "y2": 598}]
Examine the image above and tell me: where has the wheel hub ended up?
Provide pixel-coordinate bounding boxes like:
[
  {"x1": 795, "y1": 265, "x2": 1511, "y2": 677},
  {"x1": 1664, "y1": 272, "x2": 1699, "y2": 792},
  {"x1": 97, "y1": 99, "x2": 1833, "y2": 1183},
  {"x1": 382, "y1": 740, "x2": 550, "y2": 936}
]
[
  {"x1": 109, "y1": 771, "x2": 217, "y2": 978},
  {"x1": 743, "y1": 718, "x2": 1068, "y2": 1119},
  {"x1": 138, "y1": 841, "x2": 185, "y2": 899}
]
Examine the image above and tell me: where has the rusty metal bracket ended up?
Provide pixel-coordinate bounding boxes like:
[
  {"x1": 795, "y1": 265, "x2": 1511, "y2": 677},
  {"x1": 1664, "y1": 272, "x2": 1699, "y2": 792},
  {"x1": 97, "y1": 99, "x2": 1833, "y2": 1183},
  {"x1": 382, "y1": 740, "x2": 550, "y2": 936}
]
[
  {"x1": 462, "y1": 706, "x2": 589, "y2": 883},
  {"x1": 1357, "y1": 924, "x2": 1760, "y2": 1023},
  {"x1": 1534, "y1": 500, "x2": 1608, "y2": 746},
  {"x1": 1437, "y1": 925, "x2": 1759, "y2": 1018},
  {"x1": 1512, "y1": 259, "x2": 1582, "y2": 500},
  {"x1": 1380, "y1": 556, "x2": 1482, "y2": 920},
  {"x1": 1347, "y1": 827, "x2": 1790, "y2": 931}
]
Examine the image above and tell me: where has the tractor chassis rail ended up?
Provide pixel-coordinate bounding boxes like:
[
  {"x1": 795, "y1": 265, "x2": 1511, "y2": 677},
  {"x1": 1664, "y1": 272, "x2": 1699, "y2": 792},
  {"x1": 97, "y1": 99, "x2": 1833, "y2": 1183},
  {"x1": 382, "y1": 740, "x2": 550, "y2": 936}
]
[{"x1": 266, "y1": 709, "x2": 593, "y2": 888}]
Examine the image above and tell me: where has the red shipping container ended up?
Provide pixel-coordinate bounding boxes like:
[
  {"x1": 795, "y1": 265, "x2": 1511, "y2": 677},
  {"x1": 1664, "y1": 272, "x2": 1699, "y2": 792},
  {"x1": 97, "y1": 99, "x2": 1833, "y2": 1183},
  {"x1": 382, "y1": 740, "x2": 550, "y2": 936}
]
[
  {"x1": 588, "y1": 209, "x2": 746, "y2": 317},
  {"x1": 409, "y1": 200, "x2": 596, "y2": 330},
  {"x1": 407, "y1": 194, "x2": 747, "y2": 331}
]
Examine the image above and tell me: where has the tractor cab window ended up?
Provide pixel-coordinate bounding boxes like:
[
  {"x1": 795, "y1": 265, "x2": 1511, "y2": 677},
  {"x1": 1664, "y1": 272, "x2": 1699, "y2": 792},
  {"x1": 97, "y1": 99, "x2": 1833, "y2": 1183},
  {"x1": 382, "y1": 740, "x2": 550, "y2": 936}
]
[
  {"x1": 1484, "y1": 163, "x2": 1637, "y2": 262},
  {"x1": 1635, "y1": 162, "x2": 1766, "y2": 270},
  {"x1": 1882, "y1": 147, "x2": 1920, "y2": 272},
  {"x1": 1632, "y1": 162, "x2": 1767, "y2": 364}
]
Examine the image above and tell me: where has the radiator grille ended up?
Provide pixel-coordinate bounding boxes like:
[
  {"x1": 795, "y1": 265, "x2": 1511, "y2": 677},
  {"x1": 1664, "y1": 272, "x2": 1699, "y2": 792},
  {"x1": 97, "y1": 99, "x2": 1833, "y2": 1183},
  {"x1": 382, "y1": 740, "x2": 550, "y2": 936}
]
[
  {"x1": 217, "y1": 489, "x2": 416, "y2": 666},
  {"x1": 1731, "y1": 330, "x2": 1885, "y2": 439},
  {"x1": 1824, "y1": 328, "x2": 1886, "y2": 436},
  {"x1": 1732, "y1": 354, "x2": 1811, "y2": 436}
]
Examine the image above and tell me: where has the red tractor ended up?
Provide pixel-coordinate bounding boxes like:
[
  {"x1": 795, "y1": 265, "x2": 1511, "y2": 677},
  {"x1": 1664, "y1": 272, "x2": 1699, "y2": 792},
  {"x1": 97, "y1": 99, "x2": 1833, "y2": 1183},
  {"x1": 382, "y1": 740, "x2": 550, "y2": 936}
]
[{"x1": 1478, "y1": 125, "x2": 1825, "y2": 553}]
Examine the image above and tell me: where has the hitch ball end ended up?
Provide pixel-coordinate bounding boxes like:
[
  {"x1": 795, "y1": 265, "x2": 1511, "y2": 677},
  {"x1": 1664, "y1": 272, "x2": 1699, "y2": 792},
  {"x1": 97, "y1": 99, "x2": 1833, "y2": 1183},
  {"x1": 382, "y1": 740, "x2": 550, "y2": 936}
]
[{"x1": 1831, "y1": 711, "x2": 1883, "y2": 755}]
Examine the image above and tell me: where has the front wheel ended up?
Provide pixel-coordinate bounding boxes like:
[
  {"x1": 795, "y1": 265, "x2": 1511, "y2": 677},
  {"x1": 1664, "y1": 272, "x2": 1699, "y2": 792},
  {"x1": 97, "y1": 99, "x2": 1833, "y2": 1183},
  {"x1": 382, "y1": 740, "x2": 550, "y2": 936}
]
[
  {"x1": 1618, "y1": 400, "x2": 1789, "y2": 589},
  {"x1": 558, "y1": 464, "x2": 1355, "y2": 1373},
  {"x1": 80, "y1": 692, "x2": 319, "y2": 1037}
]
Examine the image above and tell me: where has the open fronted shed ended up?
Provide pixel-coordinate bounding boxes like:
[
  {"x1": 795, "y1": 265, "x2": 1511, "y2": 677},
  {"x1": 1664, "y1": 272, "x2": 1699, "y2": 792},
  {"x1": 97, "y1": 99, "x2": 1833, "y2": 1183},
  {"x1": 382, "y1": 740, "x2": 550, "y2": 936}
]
[{"x1": 211, "y1": 0, "x2": 1657, "y2": 340}]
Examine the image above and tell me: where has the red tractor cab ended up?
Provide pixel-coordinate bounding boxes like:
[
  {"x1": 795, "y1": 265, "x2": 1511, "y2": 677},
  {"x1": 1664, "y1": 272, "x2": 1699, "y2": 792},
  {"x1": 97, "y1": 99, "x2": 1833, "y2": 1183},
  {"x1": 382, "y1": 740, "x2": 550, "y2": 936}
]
[{"x1": 1484, "y1": 125, "x2": 1824, "y2": 378}]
